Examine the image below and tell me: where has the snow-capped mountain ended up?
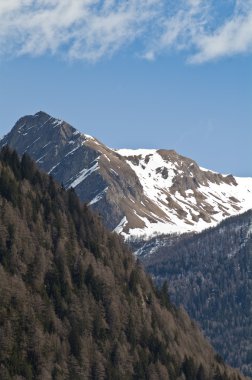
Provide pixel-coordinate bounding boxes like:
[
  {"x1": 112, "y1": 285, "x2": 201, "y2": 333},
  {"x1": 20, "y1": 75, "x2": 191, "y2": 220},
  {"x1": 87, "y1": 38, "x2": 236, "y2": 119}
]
[
  {"x1": 116, "y1": 148, "x2": 252, "y2": 238},
  {"x1": 1, "y1": 111, "x2": 252, "y2": 239}
]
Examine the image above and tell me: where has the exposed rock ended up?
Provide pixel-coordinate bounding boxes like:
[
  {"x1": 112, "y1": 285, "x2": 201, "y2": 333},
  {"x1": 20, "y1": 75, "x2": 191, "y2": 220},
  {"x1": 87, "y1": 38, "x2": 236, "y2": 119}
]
[{"x1": 1, "y1": 111, "x2": 252, "y2": 239}]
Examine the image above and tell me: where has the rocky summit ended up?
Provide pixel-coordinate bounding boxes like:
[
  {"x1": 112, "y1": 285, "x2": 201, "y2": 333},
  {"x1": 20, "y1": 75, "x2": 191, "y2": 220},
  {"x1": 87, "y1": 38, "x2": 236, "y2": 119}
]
[{"x1": 1, "y1": 111, "x2": 252, "y2": 239}]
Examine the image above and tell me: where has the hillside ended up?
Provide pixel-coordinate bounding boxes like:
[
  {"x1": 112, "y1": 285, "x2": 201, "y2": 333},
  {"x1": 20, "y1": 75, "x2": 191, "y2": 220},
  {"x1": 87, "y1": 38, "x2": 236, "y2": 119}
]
[
  {"x1": 142, "y1": 211, "x2": 252, "y2": 377},
  {"x1": 1, "y1": 111, "x2": 252, "y2": 239},
  {"x1": 0, "y1": 146, "x2": 245, "y2": 380}
]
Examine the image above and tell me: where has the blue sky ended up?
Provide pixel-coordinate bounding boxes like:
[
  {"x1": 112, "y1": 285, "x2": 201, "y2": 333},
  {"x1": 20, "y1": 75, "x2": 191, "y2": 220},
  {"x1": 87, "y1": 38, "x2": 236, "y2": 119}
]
[{"x1": 0, "y1": 1, "x2": 251, "y2": 176}]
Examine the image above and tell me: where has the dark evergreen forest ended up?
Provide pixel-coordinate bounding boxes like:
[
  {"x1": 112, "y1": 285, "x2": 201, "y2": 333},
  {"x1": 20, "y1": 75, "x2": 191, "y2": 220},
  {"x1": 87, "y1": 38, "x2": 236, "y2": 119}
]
[
  {"x1": 0, "y1": 146, "x2": 245, "y2": 380},
  {"x1": 143, "y1": 212, "x2": 252, "y2": 377}
]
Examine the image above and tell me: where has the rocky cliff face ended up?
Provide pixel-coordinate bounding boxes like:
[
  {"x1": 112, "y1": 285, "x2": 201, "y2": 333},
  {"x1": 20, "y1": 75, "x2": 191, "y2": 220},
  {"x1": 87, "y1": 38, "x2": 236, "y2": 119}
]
[{"x1": 1, "y1": 111, "x2": 252, "y2": 238}]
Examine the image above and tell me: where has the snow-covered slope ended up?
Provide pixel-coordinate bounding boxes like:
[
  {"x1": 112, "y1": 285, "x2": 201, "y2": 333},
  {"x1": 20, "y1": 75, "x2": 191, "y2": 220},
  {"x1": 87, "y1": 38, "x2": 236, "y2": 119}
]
[
  {"x1": 1, "y1": 111, "x2": 252, "y2": 240},
  {"x1": 116, "y1": 149, "x2": 252, "y2": 238}
]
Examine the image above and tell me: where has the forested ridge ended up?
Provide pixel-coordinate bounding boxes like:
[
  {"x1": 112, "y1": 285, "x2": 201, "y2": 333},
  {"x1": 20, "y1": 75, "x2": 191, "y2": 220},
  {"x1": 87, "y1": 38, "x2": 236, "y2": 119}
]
[
  {"x1": 0, "y1": 147, "x2": 246, "y2": 380},
  {"x1": 143, "y1": 212, "x2": 252, "y2": 377}
]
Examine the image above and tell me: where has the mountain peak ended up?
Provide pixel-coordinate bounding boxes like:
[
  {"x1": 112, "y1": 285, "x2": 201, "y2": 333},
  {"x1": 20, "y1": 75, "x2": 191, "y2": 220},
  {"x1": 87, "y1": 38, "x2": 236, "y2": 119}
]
[
  {"x1": 2, "y1": 112, "x2": 252, "y2": 238},
  {"x1": 0, "y1": 111, "x2": 87, "y2": 171},
  {"x1": 34, "y1": 110, "x2": 51, "y2": 119},
  {"x1": 10, "y1": 111, "x2": 61, "y2": 136}
]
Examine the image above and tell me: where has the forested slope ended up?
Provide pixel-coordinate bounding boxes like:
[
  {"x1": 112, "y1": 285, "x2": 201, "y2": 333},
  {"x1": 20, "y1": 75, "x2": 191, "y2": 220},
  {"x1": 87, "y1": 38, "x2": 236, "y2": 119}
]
[
  {"x1": 143, "y1": 212, "x2": 252, "y2": 377},
  {"x1": 0, "y1": 147, "x2": 246, "y2": 380}
]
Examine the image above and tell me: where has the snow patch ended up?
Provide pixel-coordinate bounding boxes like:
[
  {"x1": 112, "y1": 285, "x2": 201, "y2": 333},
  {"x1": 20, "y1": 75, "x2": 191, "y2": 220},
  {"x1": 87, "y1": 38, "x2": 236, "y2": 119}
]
[
  {"x1": 24, "y1": 137, "x2": 41, "y2": 152},
  {"x1": 84, "y1": 134, "x2": 94, "y2": 140},
  {"x1": 65, "y1": 146, "x2": 80, "y2": 157},
  {"x1": 113, "y1": 216, "x2": 128, "y2": 234},
  {"x1": 42, "y1": 142, "x2": 51, "y2": 149},
  {"x1": 17, "y1": 124, "x2": 26, "y2": 131},
  {"x1": 48, "y1": 162, "x2": 60, "y2": 174},
  {"x1": 88, "y1": 187, "x2": 108, "y2": 206},
  {"x1": 103, "y1": 154, "x2": 110, "y2": 162},
  {"x1": 110, "y1": 168, "x2": 119, "y2": 176},
  {"x1": 67, "y1": 162, "x2": 99, "y2": 189},
  {"x1": 116, "y1": 148, "x2": 157, "y2": 157},
  {"x1": 36, "y1": 154, "x2": 47, "y2": 163},
  {"x1": 52, "y1": 119, "x2": 63, "y2": 128},
  {"x1": 199, "y1": 166, "x2": 218, "y2": 174},
  {"x1": 38, "y1": 117, "x2": 53, "y2": 129}
]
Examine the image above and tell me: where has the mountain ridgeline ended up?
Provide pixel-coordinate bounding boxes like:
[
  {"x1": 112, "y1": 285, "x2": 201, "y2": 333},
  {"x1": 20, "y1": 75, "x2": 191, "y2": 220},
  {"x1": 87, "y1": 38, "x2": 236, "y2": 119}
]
[
  {"x1": 141, "y1": 211, "x2": 252, "y2": 377},
  {"x1": 0, "y1": 146, "x2": 245, "y2": 380},
  {"x1": 1, "y1": 111, "x2": 252, "y2": 239}
]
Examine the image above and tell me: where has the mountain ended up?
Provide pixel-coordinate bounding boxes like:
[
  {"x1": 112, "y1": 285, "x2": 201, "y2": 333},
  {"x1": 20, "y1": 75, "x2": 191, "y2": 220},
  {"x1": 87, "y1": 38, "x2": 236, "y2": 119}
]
[
  {"x1": 1, "y1": 111, "x2": 252, "y2": 240},
  {"x1": 0, "y1": 146, "x2": 245, "y2": 380},
  {"x1": 142, "y1": 210, "x2": 252, "y2": 377}
]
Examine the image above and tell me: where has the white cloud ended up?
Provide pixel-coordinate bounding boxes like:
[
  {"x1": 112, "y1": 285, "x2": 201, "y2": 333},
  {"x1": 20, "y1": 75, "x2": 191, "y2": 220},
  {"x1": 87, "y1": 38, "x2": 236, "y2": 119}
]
[
  {"x1": 0, "y1": 0, "x2": 251, "y2": 63},
  {"x1": 190, "y1": 6, "x2": 252, "y2": 63},
  {"x1": 0, "y1": 0, "x2": 160, "y2": 60}
]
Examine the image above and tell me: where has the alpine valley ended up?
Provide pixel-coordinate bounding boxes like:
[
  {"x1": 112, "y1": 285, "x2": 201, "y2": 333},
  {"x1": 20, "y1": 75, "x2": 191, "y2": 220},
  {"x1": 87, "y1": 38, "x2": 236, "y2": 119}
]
[{"x1": 1, "y1": 111, "x2": 252, "y2": 377}]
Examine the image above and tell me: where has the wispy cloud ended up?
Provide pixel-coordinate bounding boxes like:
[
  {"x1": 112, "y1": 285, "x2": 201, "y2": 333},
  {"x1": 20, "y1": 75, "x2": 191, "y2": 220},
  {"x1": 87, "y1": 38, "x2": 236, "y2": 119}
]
[
  {"x1": 190, "y1": 2, "x2": 252, "y2": 63},
  {"x1": 0, "y1": 0, "x2": 251, "y2": 63}
]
